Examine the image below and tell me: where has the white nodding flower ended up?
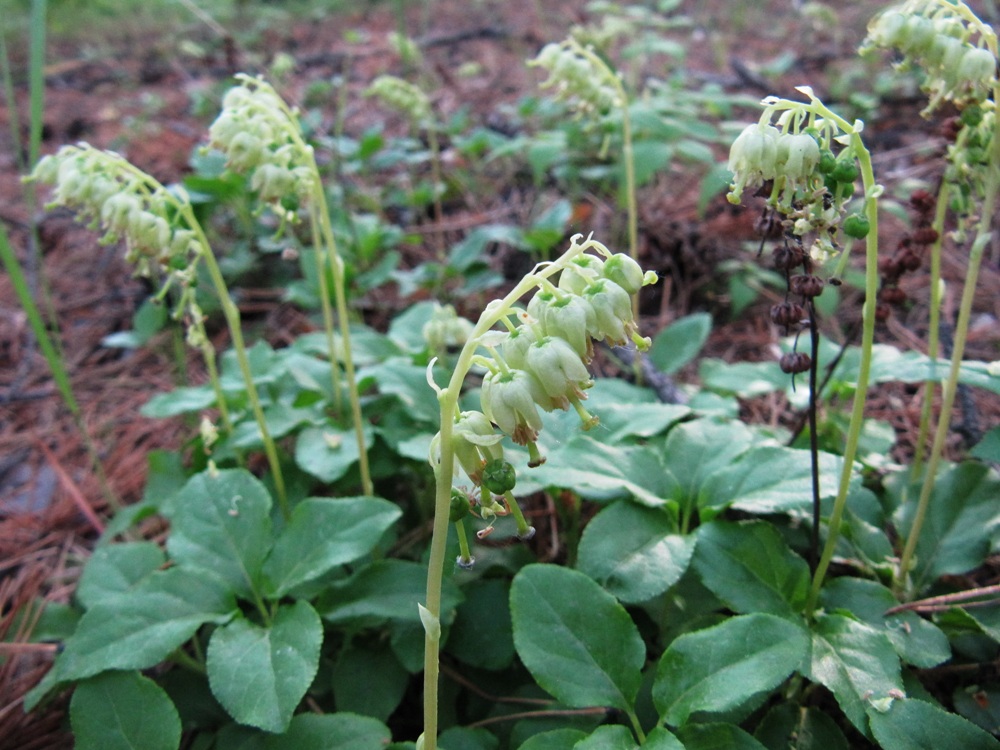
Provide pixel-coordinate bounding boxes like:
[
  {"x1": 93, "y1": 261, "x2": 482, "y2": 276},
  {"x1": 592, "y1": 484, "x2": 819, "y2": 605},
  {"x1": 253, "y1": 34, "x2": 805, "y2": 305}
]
[
  {"x1": 777, "y1": 133, "x2": 821, "y2": 183},
  {"x1": 480, "y1": 368, "x2": 545, "y2": 446},
  {"x1": 727, "y1": 123, "x2": 780, "y2": 202},
  {"x1": 524, "y1": 335, "x2": 593, "y2": 411}
]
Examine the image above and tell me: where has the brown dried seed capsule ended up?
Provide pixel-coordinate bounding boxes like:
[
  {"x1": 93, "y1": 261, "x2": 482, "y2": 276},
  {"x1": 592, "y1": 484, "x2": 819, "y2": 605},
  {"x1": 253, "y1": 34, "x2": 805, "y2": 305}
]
[
  {"x1": 880, "y1": 286, "x2": 908, "y2": 305},
  {"x1": 911, "y1": 226, "x2": 939, "y2": 245},
  {"x1": 780, "y1": 352, "x2": 812, "y2": 374},
  {"x1": 772, "y1": 244, "x2": 805, "y2": 271},
  {"x1": 770, "y1": 302, "x2": 807, "y2": 328},
  {"x1": 909, "y1": 189, "x2": 936, "y2": 215},
  {"x1": 941, "y1": 116, "x2": 962, "y2": 142},
  {"x1": 899, "y1": 249, "x2": 923, "y2": 272},
  {"x1": 879, "y1": 256, "x2": 903, "y2": 278},
  {"x1": 790, "y1": 274, "x2": 826, "y2": 298}
]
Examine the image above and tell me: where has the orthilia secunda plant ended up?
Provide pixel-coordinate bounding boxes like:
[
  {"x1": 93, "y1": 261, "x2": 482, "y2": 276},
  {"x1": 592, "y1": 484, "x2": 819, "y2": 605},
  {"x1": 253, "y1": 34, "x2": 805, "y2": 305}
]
[
  {"x1": 529, "y1": 38, "x2": 640, "y2": 315},
  {"x1": 726, "y1": 86, "x2": 883, "y2": 613},
  {"x1": 417, "y1": 234, "x2": 656, "y2": 750},
  {"x1": 863, "y1": 0, "x2": 999, "y2": 597},
  {"x1": 209, "y1": 74, "x2": 372, "y2": 496},
  {"x1": 27, "y1": 142, "x2": 295, "y2": 512},
  {"x1": 365, "y1": 75, "x2": 448, "y2": 268}
]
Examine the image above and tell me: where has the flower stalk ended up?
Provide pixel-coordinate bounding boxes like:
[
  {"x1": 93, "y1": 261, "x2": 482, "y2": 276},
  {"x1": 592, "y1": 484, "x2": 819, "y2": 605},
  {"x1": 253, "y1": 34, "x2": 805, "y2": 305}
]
[{"x1": 419, "y1": 234, "x2": 655, "y2": 749}]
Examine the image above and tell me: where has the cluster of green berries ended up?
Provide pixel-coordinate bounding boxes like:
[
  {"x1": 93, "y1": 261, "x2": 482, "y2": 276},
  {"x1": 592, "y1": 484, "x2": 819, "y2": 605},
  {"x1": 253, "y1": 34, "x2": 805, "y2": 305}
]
[
  {"x1": 208, "y1": 74, "x2": 318, "y2": 212},
  {"x1": 366, "y1": 74, "x2": 433, "y2": 126},
  {"x1": 529, "y1": 39, "x2": 624, "y2": 118},
  {"x1": 727, "y1": 91, "x2": 870, "y2": 263},
  {"x1": 864, "y1": 0, "x2": 997, "y2": 112},
  {"x1": 30, "y1": 145, "x2": 201, "y2": 285}
]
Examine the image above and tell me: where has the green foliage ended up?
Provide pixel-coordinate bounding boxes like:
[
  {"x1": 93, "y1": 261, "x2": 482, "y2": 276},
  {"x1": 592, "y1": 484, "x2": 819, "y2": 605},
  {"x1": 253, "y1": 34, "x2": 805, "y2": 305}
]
[{"x1": 19, "y1": 1, "x2": 1000, "y2": 748}]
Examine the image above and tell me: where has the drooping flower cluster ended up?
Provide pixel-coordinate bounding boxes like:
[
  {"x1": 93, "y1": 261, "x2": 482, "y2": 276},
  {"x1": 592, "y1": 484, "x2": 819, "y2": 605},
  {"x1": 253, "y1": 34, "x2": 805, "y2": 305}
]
[
  {"x1": 528, "y1": 39, "x2": 624, "y2": 119},
  {"x1": 422, "y1": 303, "x2": 475, "y2": 355},
  {"x1": 863, "y1": 0, "x2": 998, "y2": 113},
  {"x1": 432, "y1": 235, "x2": 655, "y2": 485},
  {"x1": 366, "y1": 75, "x2": 433, "y2": 127},
  {"x1": 30, "y1": 145, "x2": 201, "y2": 281},
  {"x1": 727, "y1": 88, "x2": 870, "y2": 263},
  {"x1": 429, "y1": 235, "x2": 655, "y2": 554},
  {"x1": 208, "y1": 74, "x2": 318, "y2": 212}
]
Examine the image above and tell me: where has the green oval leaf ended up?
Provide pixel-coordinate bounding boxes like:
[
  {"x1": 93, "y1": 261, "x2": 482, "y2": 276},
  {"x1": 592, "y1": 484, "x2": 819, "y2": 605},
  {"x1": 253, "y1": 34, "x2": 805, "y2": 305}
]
[
  {"x1": 165, "y1": 469, "x2": 273, "y2": 601},
  {"x1": 70, "y1": 671, "x2": 181, "y2": 750},
  {"x1": 576, "y1": 500, "x2": 694, "y2": 604},
  {"x1": 261, "y1": 712, "x2": 392, "y2": 750},
  {"x1": 697, "y1": 445, "x2": 842, "y2": 519},
  {"x1": 806, "y1": 613, "x2": 902, "y2": 733},
  {"x1": 868, "y1": 698, "x2": 1000, "y2": 750},
  {"x1": 207, "y1": 600, "x2": 323, "y2": 733},
  {"x1": 510, "y1": 564, "x2": 644, "y2": 712},
  {"x1": 263, "y1": 496, "x2": 401, "y2": 597},
  {"x1": 653, "y1": 613, "x2": 809, "y2": 727},
  {"x1": 677, "y1": 723, "x2": 768, "y2": 750},
  {"x1": 76, "y1": 541, "x2": 165, "y2": 609},
  {"x1": 31, "y1": 566, "x2": 234, "y2": 701},
  {"x1": 318, "y1": 559, "x2": 462, "y2": 628},
  {"x1": 820, "y1": 577, "x2": 950, "y2": 669},
  {"x1": 691, "y1": 520, "x2": 809, "y2": 618},
  {"x1": 649, "y1": 313, "x2": 712, "y2": 375},
  {"x1": 295, "y1": 425, "x2": 376, "y2": 484}
]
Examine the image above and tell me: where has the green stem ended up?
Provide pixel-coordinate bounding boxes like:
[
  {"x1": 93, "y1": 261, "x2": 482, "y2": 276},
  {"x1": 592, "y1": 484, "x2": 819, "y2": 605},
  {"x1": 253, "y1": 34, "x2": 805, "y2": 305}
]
[
  {"x1": 912, "y1": 181, "x2": 950, "y2": 475},
  {"x1": 199, "y1": 334, "x2": 233, "y2": 434},
  {"x1": 895, "y1": 51, "x2": 1000, "y2": 597},
  {"x1": 805, "y1": 117, "x2": 879, "y2": 616},
  {"x1": 422, "y1": 239, "x2": 593, "y2": 750},
  {"x1": 190, "y1": 218, "x2": 289, "y2": 517},
  {"x1": 308, "y1": 209, "x2": 344, "y2": 416},
  {"x1": 896, "y1": 229, "x2": 992, "y2": 595},
  {"x1": 312, "y1": 184, "x2": 373, "y2": 497}
]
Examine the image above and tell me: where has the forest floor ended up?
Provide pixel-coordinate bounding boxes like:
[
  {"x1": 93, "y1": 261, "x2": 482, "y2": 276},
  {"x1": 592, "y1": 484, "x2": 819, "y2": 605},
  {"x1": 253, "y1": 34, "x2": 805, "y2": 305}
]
[{"x1": 1, "y1": 1, "x2": 999, "y2": 746}]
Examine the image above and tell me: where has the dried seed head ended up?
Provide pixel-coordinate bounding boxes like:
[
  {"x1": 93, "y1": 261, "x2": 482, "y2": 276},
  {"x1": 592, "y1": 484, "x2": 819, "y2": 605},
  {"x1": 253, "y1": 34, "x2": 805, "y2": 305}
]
[
  {"x1": 790, "y1": 274, "x2": 826, "y2": 298},
  {"x1": 769, "y1": 301, "x2": 807, "y2": 328},
  {"x1": 779, "y1": 351, "x2": 812, "y2": 374}
]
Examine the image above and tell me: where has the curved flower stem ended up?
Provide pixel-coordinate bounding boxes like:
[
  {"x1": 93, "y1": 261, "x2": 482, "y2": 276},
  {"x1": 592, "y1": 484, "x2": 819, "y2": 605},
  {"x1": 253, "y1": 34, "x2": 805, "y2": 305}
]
[
  {"x1": 308, "y1": 209, "x2": 344, "y2": 416},
  {"x1": 312, "y1": 185, "x2": 373, "y2": 496},
  {"x1": 569, "y1": 40, "x2": 639, "y2": 317},
  {"x1": 802, "y1": 102, "x2": 879, "y2": 617},
  {"x1": 894, "y1": 68, "x2": 1000, "y2": 597},
  {"x1": 190, "y1": 217, "x2": 289, "y2": 518},
  {"x1": 912, "y1": 180, "x2": 949, "y2": 475},
  {"x1": 421, "y1": 238, "x2": 593, "y2": 750},
  {"x1": 240, "y1": 76, "x2": 372, "y2": 496}
]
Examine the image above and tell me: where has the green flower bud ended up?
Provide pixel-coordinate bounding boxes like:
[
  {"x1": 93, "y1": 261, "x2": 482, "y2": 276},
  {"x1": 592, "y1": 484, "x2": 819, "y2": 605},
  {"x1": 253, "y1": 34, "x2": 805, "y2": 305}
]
[
  {"x1": 430, "y1": 410, "x2": 503, "y2": 484},
  {"x1": 500, "y1": 322, "x2": 540, "y2": 371},
  {"x1": 727, "y1": 123, "x2": 780, "y2": 201},
  {"x1": 480, "y1": 368, "x2": 545, "y2": 445},
  {"x1": 557, "y1": 253, "x2": 605, "y2": 295},
  {"x1": 583, "y1": 277, "x2": 634, "y2": 345},
  {"x1": 422, "y1": 304, "x2": 474, "y2": 352},
  {"x1": 481, "y1": 459, "x2": 516, "y2": 495},
  {"x1": 830, "y1": 155, "x2": 859, "y2": 184},
  {"x1": 867, "y1": 9, "x2": 907, "y2": 49},
  {"x1": 449, "y1": 489, "x2": 471, "y2": 522},
  {"x1": 527, "y1": 291, "x2": 594, "y2": 361},
  {"x1": 776, "y1": 133, "x2": 821, "y2": 182},
  {"x1": 842, "y1": 213, "x2": 871, "y2": 239},
  {"x1": 525, "y1": 335, "x2": 593, "y2": 410},
  {"x1": 603, "y1": 253, "x2": 645, "y2": 295},
  {"x1": 957, "y1": 47, "x2": 996, "y2": 95}
]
